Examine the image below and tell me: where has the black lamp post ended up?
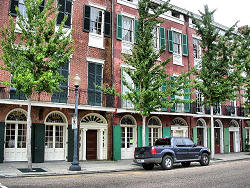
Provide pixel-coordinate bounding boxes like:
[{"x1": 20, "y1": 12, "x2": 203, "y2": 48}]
[{"x1": 69, "y1": 74, "x2": 81, "y2": 171}]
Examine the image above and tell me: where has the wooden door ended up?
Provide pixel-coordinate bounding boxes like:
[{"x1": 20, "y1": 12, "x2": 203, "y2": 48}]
[
  {"x1": 230, "y1": 132, "x2": 234, "y2": 152},
  {"x1": 86, "y1": 130, "x2": 97, "y2": 160},
  {"x1": 215, "y1": 128, "x2": 220, "y2": 153},
  {"x1": 197, "y1": 128, "x2": 204, "y2": 146}
]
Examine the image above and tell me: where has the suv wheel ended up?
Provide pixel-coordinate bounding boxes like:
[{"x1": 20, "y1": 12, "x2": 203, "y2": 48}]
[
  {"x1": 181, "y1": 161, "x2": 191, "y2": 167},
  {"x1": 161, "y1": 155, "x2": 173, "y2": 170},
  {"x1": 200, "y1": 153, "x2": 210, "y2": 166},
  {"x1": 142, "y1": 163, "x2": 154, "y2": 170}
]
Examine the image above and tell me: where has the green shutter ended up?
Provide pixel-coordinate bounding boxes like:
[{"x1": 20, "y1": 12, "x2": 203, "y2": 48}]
[
  {"x1": 224, "y1": 128, "x2": 229, "y2": 153},
  {"x1": 31, "y1": 123, "x2": 45, "y2": 163},
  {"x1": 193, "y1": 127, "x2": 197, "y2": 144},
  {"x1": 163, "y1": 127, "x2": 171, "y2": 138},
  {"x1": 160, "y1": 27, "x2": 166, "y2": 50},
  {"x1": 145, "y1": 126, "x2": 149, "y2": 146},
  {"x1": 104, "y1": 11, "x2": 111, "y2": 37},
  {"x1": 184, "y1": 86, "x2": 191, "y2": 113},
  {"x1": 67, "y1": 125, "x2": 74, "y2": 162},
  {"x1": 168, "y1": 30, "x2": 173, "y2": 53},
  {"x1": 207, "y1": 128, "x2": 211, "y2": 150},
  {"x1": 113, "y1": 125, "x2": 121, "y2": 161},
  {"x1": 116, "y1": 14, "x2": 122, "y2": 40},
  {"x1": 83, "y1": 5, "x2": 91, "y2": 32},
  {"x1": 137, "y1": 126, "x2": 142, "y2": 147},
  {"x1": 182, "y1": 34, "x2": 188, "y2": 56},
  {"x1": 0, "y1": 122, "x2": 5, "y2": 163},
  {"x1": 134, "y1": 19, "x2": 138, "y2": 44},
  {"x1": 9, "y1": 0, "x2": 19, "y2": 16},
  {"x1": 242, "y1": 128, "x2": 247, "y2": 151},
  {"x1": 170, "y1": 76, "x2": 175, "y2": 112}
]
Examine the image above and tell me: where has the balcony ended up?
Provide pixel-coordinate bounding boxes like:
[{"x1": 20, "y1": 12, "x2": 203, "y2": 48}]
[{"x1": 0, "y1": 87, "x2": 114, "y2": 108}]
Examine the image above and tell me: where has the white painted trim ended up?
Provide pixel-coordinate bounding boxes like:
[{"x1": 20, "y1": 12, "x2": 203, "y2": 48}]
[
  {"x1": 120, "y1": 114, "x2": 137, "y2": 126},
  {"x1": 171, "y1": 27, "x2": 183, "y2": 34},
  {"x1": 89, "y1": 2, "x2": 106, "y2": 10},
  {"x1": 121, "y1": 12, "x2": 136, "y2": 19},
  {"x1": 86, "y1": 57, "x2": 105, "y2": 65},
  {"x1": 80, "y1": 113, "x2": 108, "y2": 124},
  {"x1": 5, "y1": 108, "x2": 27, "y2": 122},
  {"x1": 117, "y1": 0, "x2": 138, "y2": 9},
  {"x1": 120, "y1": 63, "x2": 136, "y2": 70},
  {"x1": 192, "y1": 34, "x2": 201, "y2": 40}
]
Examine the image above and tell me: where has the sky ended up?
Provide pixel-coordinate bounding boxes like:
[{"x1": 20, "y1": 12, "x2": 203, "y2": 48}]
[{"x1": 170, "y1": 0, "x2": 250, "y2": 27}]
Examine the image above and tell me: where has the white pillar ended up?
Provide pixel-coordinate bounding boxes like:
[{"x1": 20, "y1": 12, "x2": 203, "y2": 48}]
[
  {"x1": 83, "y1": 128, "x2": 87, "y2": 160},
  {"x1": 99, "y1": 129, "x2": 104, "y2": 160}
]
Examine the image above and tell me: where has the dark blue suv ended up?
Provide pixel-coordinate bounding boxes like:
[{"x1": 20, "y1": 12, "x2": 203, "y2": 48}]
[{"x1": 134, "y1": 137, "x2": 211, "y2": 170}]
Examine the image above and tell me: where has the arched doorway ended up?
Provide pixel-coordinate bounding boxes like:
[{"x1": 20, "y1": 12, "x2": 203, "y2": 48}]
[
  {"x1": 80, "y1": 113, "x2": 108, "y2": 160},
  {"x1": 120, "y1": 115, "x2": 137, "y2": 159},
  {"x1": 229, "y1": 120, "x2": 240, "y2": 152},
  {"x1": 4, "y1": 109, "x2": 27, "y2": 161},
  {"x1": 214, "y1": 120, "x2": 224, "y2": 154},
  {"x1": 148, "y1": 116, "x2": 162, "y2": 146},
  {"x1": 196, "y1": 119, "x2": 207, "y2": 147},
  {"x1": 44, "y1": 111, "x2": 68, "y2": 161},
  {"x1": 171, "y1": 118, "x2": 188, "y2": 137}
]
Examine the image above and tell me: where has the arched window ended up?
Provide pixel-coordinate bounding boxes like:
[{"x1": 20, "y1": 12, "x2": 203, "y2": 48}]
[{"x1": 148, "y1": 117, "x2": 162, "y2": 146}]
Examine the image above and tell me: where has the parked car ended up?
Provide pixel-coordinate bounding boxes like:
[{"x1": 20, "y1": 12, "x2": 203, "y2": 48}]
[{"x1": 134, "y1": 137, "x2": 211, "y2": 170}]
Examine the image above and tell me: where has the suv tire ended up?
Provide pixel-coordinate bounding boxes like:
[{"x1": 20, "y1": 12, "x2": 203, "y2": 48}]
[
  {"x1": 142, "y1": 163, "x2": 154, "y2": 170},
  {"x1": 161, "y1": 155, "x2": 173, "y2": 170},
  {"x1": 200, "y1": 153, "x2": 210, "y2": 166}
]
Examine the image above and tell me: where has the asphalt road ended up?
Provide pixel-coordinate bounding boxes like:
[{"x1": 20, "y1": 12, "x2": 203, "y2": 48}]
[{"x1": 1, "y1": 159, "x2": 250, "y2": 188}]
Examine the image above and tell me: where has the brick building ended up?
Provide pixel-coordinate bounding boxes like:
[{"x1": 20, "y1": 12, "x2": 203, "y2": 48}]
[{"x1": 0, "y1": 0, "x2": 249, "y2": 163}]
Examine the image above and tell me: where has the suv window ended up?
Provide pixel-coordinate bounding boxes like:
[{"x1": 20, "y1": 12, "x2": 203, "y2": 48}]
[
  {"x1": 155, "y1": 138, "x2": 171, "y2": 146},
  {"x1": 183, "y1": 138, "x2": 195, "y2": 147},
  {"x1": 174, "y1": 138, "x2": 185, "y2": 147}
]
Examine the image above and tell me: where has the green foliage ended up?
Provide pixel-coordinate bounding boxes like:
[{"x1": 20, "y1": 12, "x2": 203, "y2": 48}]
[
  {"x1": 192, "y1": 5, "x2": 238, "y2": 106},
  {"x1": 0, "y1": 0, "x2": 74, "y2": 98},
  {"x1": 232, "y1": 26, "x2": 250, "y2": 114},
  {"x1": 102, "y1": 0, "x2": 192, "y2": 116}
]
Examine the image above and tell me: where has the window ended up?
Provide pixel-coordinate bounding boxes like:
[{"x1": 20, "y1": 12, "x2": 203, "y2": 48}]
[
  {"x1": 196, "y1": 89, "x2": 204, "y2": 113},
  {"x1": 90, "y1": 7, "x2": 103, "y2": 35},
  {"x1": 171, "y1": 11, "x2": 180, "y2": 19},
  {"x1": 173, "y1": 31, "x2": 181, "y2": 54},
  {"x1": 193, "y1": 38, "x2": 201, "y2": 59},
  {"x1": 51, "y1": 61, "x2": 69, "y2": 103},
  {"x1": 122, "y1": 17, "x2": 133, "y2": 42},
  {"x1": 57, "y1": 0, "x2": 72, "y2": 28},
  {"x1": 184, "y1": 138, "x2": 194, "y2": 147},
  {"x1": 148, "y1": 117, "x2": 161, "y2": 146},
  {"x1": 121, "y1": 67, "x2": 134, "y2": 108},
  {"x1": 9, "y1": 0, "x2": 45, "y2": 17},
  {"x1": 88, "y1": 62, "x2": 103, "y2": 106},
  {"x1": 153, "y1": 27, "x2": 160, "y2": 50},
  {"x1": 155, "y1": 138, "x2": 171, "y2": 146}
]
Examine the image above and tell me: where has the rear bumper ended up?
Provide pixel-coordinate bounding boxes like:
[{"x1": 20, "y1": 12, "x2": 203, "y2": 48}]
[{"x1": 134, "y1": 158, "x2": 162, "y2": 164}]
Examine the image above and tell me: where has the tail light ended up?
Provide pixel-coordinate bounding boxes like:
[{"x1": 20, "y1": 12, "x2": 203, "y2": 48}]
[{"x1": 151, "y1": 147, "x2": 156, "y2": 154}]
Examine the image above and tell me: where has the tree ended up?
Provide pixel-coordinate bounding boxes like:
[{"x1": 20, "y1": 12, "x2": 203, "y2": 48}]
[
  {"x1": 192, "y1": 5, "x2": 238, "y2": 159},
  {"x1": 232, "y1": 26, "x2": 250, "y2": 115},
  {"x1": 102, "y1": 0, "x2": 191, "y2": 146},
  {"x1": 0, "y1": 0, "x2": 73, "y2": 170}
]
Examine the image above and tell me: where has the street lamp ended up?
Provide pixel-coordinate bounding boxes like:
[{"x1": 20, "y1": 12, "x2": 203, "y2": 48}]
[{"x1": 69, "y1": 74, "x2": 81, "y2": 171}]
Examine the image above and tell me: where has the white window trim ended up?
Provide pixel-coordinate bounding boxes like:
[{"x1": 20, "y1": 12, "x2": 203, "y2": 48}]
[
  {"x1": 121, "y1": 13, "x2": 135, "y2": 54},
  {"x1": 86, "y1": 57, "x2": 105, "y2": 65},
  {"x1": 120, "y1": 63, "x2": 136, "y2": 70},
  {"x1": 171, "y1": 28, "x2": 183, "y2": 66},
  {"x1": 117, "y1": 0, "x2": 138, "y2": 9},
  {"x1": 88, "y1": 2, "x2": 106, "y2": 10}
]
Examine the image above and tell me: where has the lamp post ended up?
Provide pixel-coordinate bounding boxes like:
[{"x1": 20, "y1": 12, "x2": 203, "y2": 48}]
[{"x1": 69, "y1": 74, "x2": 81, "y2": 171}]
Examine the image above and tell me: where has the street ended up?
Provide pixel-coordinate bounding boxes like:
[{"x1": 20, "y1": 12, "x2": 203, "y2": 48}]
[{"x1": 0, "y1": 159, "x2": 250, "y2": 188}]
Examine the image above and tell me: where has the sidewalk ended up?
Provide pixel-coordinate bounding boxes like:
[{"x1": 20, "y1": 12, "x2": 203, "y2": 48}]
[{"x1": 0, "y1": 152, "x2": 249, "y2": 178}]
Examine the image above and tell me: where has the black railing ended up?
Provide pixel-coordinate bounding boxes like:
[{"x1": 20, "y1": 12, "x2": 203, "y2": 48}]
[{"x1": 0, "y1": 87, "x2": 114, "y2": 108}]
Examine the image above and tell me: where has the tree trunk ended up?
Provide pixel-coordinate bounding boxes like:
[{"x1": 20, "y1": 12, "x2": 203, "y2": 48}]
[
  {"x1": 27, "y1": 97, "x2": 32, "y2": 170},
  {"x1": 210, "y1": 105, "x2": 214, "y2": 159},
  {"x1": 142, "y1": 115, "x2": 146, "y2": 147}
]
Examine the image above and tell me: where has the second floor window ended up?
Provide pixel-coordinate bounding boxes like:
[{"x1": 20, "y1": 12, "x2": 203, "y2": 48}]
[
  {"x1": 193, "y1": 38, "x2": 201, "y2": 59},
  {"x1": 57, "y1": 0, "x2": 72, "y2": 28},
  {"x1": 90, "y1": 7, "x2": 103, "y2": 35},
  {"x1": 122, "y1": 17, "x2": 133, "y2": 42},
  {"x1": 173, "y1": 31, "x2": 181, "y2": 54},
  {"x1": 153, "y1": 27, "x2": 160, "y2": 50}
]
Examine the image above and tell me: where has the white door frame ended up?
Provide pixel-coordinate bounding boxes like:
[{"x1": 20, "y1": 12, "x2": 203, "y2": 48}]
[
  {"x1": 4, "y1": 108, "x2": 27, "y2": 162},
  {"x1": 196, "y1": 118, "x2": 207, "y2": 147},
  {"x1": 215, "y1": 120, "x2": 224, "y2": 153},
  {"x1": 44, "y1": 111, "x2": 68, "y2": 161},
  {"x1": 148, "y1": 116, "x2": 162, "y2": 146},
  {"x1": 229, "y1": 120, "x2": 240, "y2": 152},
  {"x1": 120, "y1": 115, "x2": 137, "y2": 160},
  {"x1": 171, "y1": 117, "x2": 188, "y2": 137},
  {"x1": 79, "y1": 113, "x2": 108, "y2": 160}
]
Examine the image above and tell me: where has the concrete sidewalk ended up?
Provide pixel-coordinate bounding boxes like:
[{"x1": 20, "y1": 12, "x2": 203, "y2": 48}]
[{"x1": 0, "y1": 152, "x2": 250, "y2": 178}]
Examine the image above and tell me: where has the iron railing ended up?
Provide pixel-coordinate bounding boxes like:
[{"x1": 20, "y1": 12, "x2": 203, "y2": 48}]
[{"x1": 0, "y1": 87, "x2": 114, "y2": 108}]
